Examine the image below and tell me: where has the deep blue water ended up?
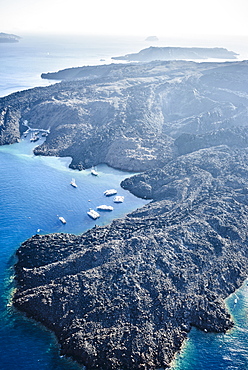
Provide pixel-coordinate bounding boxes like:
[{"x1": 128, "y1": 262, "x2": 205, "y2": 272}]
[
  {"x1": 0, "y1": 136, "x2": 149, "y2": 370},
  {"x1": 0, "y1": 34, "x2": 248, "y2": 369}
]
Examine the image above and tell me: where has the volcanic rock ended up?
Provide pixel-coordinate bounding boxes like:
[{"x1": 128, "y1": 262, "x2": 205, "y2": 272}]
[{"x1": 13, "y1": 146, "x2": 248, "y2": 369}]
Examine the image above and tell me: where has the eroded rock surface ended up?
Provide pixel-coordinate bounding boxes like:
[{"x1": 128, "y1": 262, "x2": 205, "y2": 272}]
[
  {"x1": 1, "y1": 60, "x2": 248, "y2": 171},
  {"x1": 5, "y1": 59, "x2": 248, "y2": 369},
  {"x1": 13, "y1": 147, "x2": 248, "y2": 369}
]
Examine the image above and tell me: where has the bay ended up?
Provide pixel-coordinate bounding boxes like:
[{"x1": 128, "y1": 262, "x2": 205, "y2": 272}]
[
  {"x1": 0, "y1": 34, "x2": 248, "y2": 369},
  {"x1": 0, "y1": 134, "x2": 149, "y2": 370}
]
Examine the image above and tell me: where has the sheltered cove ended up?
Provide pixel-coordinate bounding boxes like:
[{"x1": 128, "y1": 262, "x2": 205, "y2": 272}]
[{"x1": 1, "y1": 59, "x2": 248, "y2": 368}]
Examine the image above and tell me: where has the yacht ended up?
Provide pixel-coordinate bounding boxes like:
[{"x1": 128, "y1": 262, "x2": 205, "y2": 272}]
[
  {"x1": 70, "y1": 178, "x2": 77, "y2": 188},
  {"x1": 91, "y1": 167, "x2": 98, "y2": 176},
  {"x1": 87, "y1": 209, "x2": 100, "y2": 220},
  {"x1": 59, "y1": 216, "x2": 66, "y2": 224},
  {"x1": 113, "y1": 196, "x2": 124, "y2": 203},
  {"x1": 104, "y1": 189, "x2": 117, "y2": 196},
  {"x1": 96, "y1": 205, "x2": 114, "y2": 211}
]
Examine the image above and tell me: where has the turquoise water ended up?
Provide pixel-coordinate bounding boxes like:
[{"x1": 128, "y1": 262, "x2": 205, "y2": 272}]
[
  {"x1": 170, "y1": 281, "x2": 248, "y2": 370},
  {"x1": 0, "y1": 135, "x2": 148, "y2": 370},
  {"x1": 0, "y1": 34, "x2": 248, "y2": 369}
]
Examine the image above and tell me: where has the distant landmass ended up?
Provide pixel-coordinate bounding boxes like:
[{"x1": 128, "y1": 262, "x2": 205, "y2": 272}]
[
  {"x1": 112, "y1": 46, "x2": 238, "y2": 62},
  {"x1": 0, "y1": 32, "x2": 21, "y2": 43},
  {"x1": 145, "y1": 35, "x2": 159, "y2": 41}
]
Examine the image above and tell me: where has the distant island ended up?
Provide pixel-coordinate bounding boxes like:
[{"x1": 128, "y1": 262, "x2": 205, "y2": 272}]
[
  {"x1": 112, "y1": 46, "x2": 238, "y2": 62},
  {"x1": 145, "y1": 35, "x2": 159, "y2": 41},
  {"x1": 0, "y1": 32, "x2": 21, "y2": 43}
]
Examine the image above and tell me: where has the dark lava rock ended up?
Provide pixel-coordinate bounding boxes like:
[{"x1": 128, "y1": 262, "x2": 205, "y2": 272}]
[
  {"x1": 2, "y1": 60, "x2": 248, "y2": 171},
  {"x1": 174, "y1": 127, "x2": 248, "y2": 155},
  {"x1": 13, "y1": 146, "x2": 248, "y2": 369},
  {"x1": 4, "y1": 58, "x2": 248, "y2": 369}
]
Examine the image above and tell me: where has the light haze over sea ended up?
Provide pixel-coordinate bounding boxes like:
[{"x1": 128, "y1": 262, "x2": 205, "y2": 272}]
[{"x1": 0, "y1": 34, "x2": 248, "y2": 370}]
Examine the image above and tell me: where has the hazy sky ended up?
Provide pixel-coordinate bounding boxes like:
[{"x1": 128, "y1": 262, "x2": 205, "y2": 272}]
[{"x1": 1, "y1": 0, "x2": 248, "y2": 37}]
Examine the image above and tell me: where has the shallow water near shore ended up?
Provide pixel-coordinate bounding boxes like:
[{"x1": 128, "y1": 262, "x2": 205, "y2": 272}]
[
  {"x1": 1, "y1": 137, "x2": 248, "y2": 370},
  {"x1": 0, "y1": 134, "x2": 148, "y2": 369},
  {"x1": 1, "y1": 33, "x2": 248, "y2": 369},
  {"x1": 170, "y1": 280, "x2": 248, "y2": 370}
]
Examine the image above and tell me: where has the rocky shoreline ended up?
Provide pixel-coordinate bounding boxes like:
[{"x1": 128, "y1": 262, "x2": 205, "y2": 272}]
[
  {"x1": 2, "y1": 59, "x2": 248, "y2": 368},
  {"x1": 2, "y1": 60, "x2": 248, "y2": 172},
  {"x1": 13, "y1": 145, "x2": 248, "y2": 369}
]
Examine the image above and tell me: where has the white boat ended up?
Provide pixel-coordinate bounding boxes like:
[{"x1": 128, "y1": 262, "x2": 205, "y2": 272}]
[
  {"x1": 96, "y1": 205, "x2": 114, "y2": 211},
  {"x1": 91, "y1": 167, "x2": 98, "y2": 176},
  {"x1": 113, "y1": 196, "x2": 124, "y2": 203},
  {"x1": 59, "y1": 216, "x2": 66, "y2": 224},
  {"x1": 30, "y1": 132, "x2": 39, "y2": 142},
  {"x1": 104, "y1": 189, "x2": 117, "y2": 196},
  {"x1": 87, "y1": 209, "x2": 100, "y2": 220},
  {"x1": 70, "y1": 178, "x2": 77, "y2": 188}
]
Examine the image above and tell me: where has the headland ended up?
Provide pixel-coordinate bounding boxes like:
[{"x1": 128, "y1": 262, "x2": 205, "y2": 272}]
[{"x1": 1, "y1": 59, "x2": 248, "y2": 369}]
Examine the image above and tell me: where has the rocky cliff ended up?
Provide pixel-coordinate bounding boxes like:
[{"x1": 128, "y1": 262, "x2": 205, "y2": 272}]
[
  {"x1": 13, "y1": 146, "x2": 248, "y2": 369},
  {"x1": 4, "y1": 59, "x2": 248, "y2": 369},
  {"x1": 2, "y1": 60, "x2": 248, "y2": 171}
]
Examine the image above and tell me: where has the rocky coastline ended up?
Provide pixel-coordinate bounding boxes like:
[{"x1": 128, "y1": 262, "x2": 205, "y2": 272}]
[
  {"x1": 2, "y1": 60, "x2": 248, "y2": 172},
  {"x1": 13, "y1": 146, "x2": 248, "y2": 369},
  {"x1": 2, "y1": 59, "x2": 248, "y2": 368}
]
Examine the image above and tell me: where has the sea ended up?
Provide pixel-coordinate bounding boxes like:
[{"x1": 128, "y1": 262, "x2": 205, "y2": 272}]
[{"x1": 0, "y1": 33, "x2": 248, "y2": 370}]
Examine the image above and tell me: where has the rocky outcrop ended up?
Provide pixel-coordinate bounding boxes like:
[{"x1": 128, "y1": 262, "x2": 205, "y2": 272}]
[
  {"x1": 112, "y1": 46, "x2": 238, "y2": 62},
  {"x1": 2, "y1": 60, "x2": 248, "y2": 172},
  {"x1": 0, "y1": 105, "x2": 22, "y2": 145},
  {"x1": 7, "y1": 57, "x2": 248, "y2": 368},
  {"x1": 174, "y1": 127, "x2": 248, "y2": 155},
  {"x1": 13, "y1": 146, "x2": 248, "y2": 369}
]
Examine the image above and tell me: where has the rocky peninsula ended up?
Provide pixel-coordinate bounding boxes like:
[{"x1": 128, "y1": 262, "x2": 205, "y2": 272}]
[
  {"x1": 1, "y1": 59, "x2": 248, "y2": 368},
  {"x1": 13, "y1": 145, "x2": 248, "y2": 369}
]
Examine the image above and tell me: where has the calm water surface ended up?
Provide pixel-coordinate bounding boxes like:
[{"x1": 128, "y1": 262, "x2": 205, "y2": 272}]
[
  {"x1": 0, "y1": 34, "x2": 248, "y2": 369},
  {"x1": 0, "y1": 135, "x2": 148, "y2": 370}
]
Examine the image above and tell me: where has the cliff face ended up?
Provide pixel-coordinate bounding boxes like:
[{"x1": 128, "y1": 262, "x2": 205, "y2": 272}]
[
  {"x1": 13, "y1": 146, "x2": 248, "y2": 369},
  {"x1": 6, "y1": 59, "x2": 248, "y2": 369},
  {"x1": 2, "y1": 60, "x2": 248, "y2": 171}
]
